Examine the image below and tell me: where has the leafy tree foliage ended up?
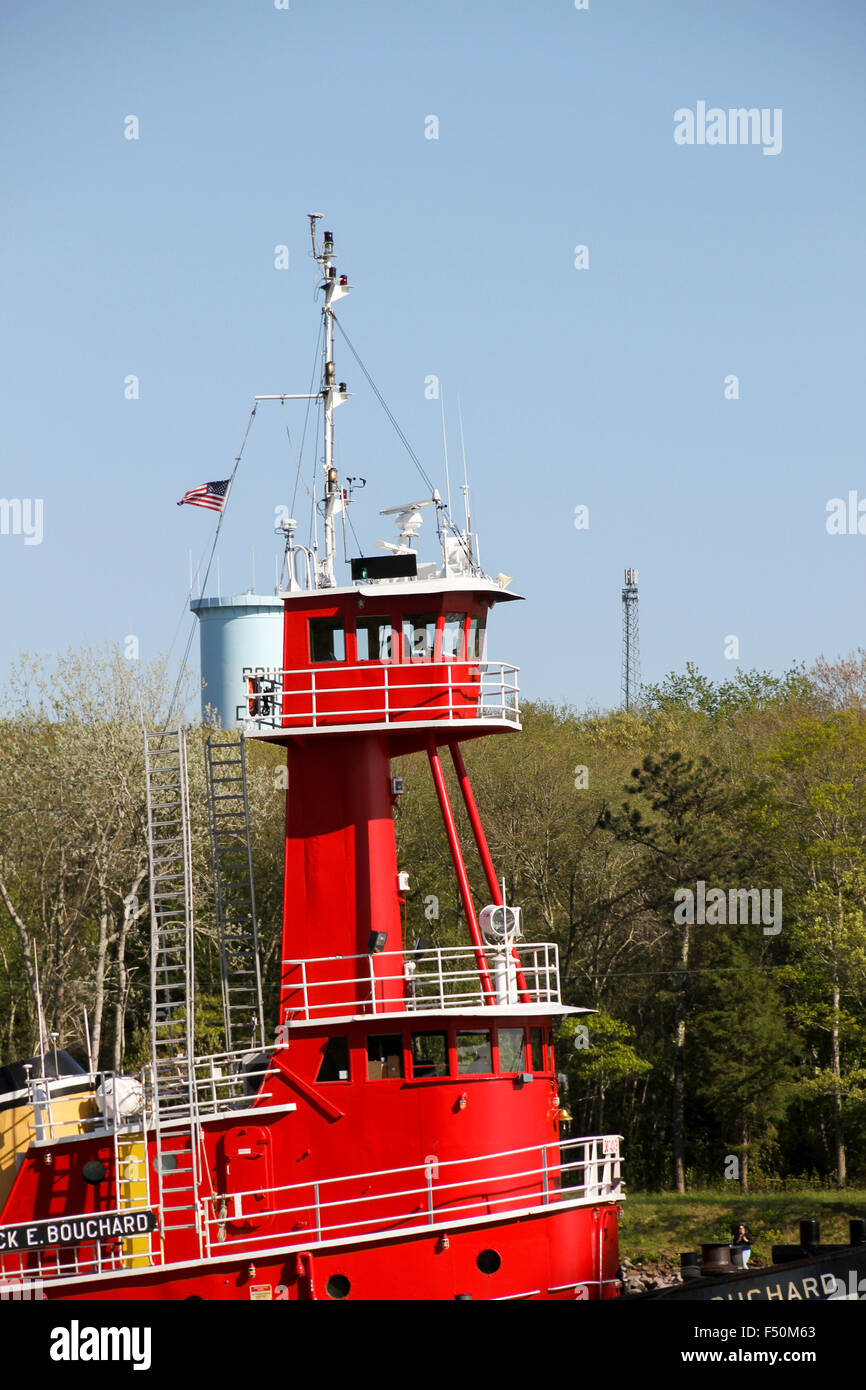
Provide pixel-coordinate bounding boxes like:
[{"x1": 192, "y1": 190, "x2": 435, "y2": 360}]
[{"x1": 2, "y1": 644, "x2": 866, "y2": 1195}]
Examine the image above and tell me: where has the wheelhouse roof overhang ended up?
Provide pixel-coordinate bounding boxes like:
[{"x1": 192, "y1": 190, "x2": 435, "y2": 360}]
[
  {"x1": 283, "y1": 1004, "x2": 592, "y2": 1030},
  {"x1": 278, "y1": 578, "x2": 523, "y2": 607},
  {"x1": 243, "y1": 718, "x2": 521, "y2": 753}
]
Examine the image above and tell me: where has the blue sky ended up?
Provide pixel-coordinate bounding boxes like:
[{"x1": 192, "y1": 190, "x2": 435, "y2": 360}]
[{"x1": 1, "y1": 0, "x2": 864, "y2": 710}]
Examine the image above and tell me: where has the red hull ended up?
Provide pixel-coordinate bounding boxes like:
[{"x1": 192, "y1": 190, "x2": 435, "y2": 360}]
[{"x1": 38, "y1": 1203, "x2": 621, "y2": 1302}]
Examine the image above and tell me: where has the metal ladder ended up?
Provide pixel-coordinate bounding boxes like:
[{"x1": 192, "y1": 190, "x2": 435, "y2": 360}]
[
  {"x1": 144, "y1": 728, "x2": 201, "y2": 1245},
  {"x1": 205, "y1": 734, "x2": 265, "y2": 1053}
]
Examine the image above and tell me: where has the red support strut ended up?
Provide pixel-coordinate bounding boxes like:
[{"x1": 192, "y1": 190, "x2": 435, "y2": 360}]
[
  {"x1": 427, "y1": 737, "x2": 496, "y2": 1005},
  {"x1": 449, "y1": 743, "x2": 531, "y2": 1003}
]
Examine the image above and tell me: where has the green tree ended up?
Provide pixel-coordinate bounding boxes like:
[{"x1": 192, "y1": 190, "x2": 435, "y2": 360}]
[
  {"x1": 690, "y1": 935, "x2": 798, "y2": 1192},
  {"x1": 599, "y1": 750, "x2": 758, "y2": 1192},
  {"x1": 763, "y1": 713, "x2": 866, "y2": 1187},
  {"x1": 560, "y1": 1010, "x2": 652, "y2": 1135}
]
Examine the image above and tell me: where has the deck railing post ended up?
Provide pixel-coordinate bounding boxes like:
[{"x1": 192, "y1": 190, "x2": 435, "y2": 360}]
[{"x1": 542, "y1": 1145, "x2": 549, "y2": 1204}]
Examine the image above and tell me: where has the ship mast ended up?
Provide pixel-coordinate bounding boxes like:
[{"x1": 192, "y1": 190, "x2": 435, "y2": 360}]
[{"x1": 310, "y1": 215, "x2": 350, "y2": 588}]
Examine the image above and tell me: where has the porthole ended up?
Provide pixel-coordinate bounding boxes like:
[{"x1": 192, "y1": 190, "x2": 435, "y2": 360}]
[
  {"x1": 476, "y1": 1249, "x2": 501, "y2": 1275},
  {"x1": 326, "y1": 1273, "x2": 351, "y2": 1300}
]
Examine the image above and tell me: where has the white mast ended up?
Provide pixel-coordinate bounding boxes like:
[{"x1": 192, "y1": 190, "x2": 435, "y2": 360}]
[
  {"x1": 310, "y1": 217, "x2": 351, "y2": 588},
  {"x1": 457, "y1": 395, "x2": 474, "y2": 565},
  {"x1": 440, "y1": 390, "x2": 453, "y2": 524}
]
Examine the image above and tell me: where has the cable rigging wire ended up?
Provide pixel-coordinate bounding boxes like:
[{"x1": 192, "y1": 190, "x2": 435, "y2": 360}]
[
  {"x1": 332, "y1": 313, "x2": 438, "y2": 499},
  {"x1": 332, "y1": 313, "x2": 478, "y2": 571},
  {"x1": 162, "y1": 402, "x2": 259, "y2": 732}
]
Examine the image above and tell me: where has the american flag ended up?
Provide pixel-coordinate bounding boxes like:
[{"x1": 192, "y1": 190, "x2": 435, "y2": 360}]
[{"x1": 177, "y1": 479, "x2": 231, "y2": 513}]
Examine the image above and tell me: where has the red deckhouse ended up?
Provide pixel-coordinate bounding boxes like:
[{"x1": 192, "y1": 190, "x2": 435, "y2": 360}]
[{"x1": 0, "y1": 220, "x2": 623, "y2": 1301}]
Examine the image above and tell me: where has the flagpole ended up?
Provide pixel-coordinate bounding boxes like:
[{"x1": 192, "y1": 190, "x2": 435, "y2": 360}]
[{"x1": 164, "y1": 403, "x2": 258, "y2": 731}]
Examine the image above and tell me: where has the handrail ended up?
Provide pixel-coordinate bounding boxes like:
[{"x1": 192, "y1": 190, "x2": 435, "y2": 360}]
[
  {"x1": 198, "y1": 1134, "x2": 623, "y2": 1252},
  {"x1": 19, "y1": 1048, "x2": 281, "y2": 1143},
  {"x1": 280, "y1": 942, "x2": 561, "y2": 1020},
  {"x1": 240, "y1": 659, "x2": 520, "y2": 731},
  {"x1": 0, "y1": 1136, "x2": 622, "y2": 1287}
]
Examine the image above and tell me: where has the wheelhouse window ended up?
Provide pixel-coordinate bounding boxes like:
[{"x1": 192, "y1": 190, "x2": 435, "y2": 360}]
[
  {"x1": 456, "y1": 1030, "x2": 492, "y2": 1075},
  {"x1": 356, "y1": 616, "x2": 393, "y2": 662},
  {"x1": 316, "y1": 1035, "x2": 350, "y2": 1082},
  {"x1": 467, "y1": 615, "x2": 486, "y2": 661},
  {"x1": 498, "y1": 1028, "x2": 526, "y2": 1074},
  {"x1": 441, "y1": 613, "x2": 467, "y2": 660},
  {"x1": 310, "y1": 618, "x2": 346, "y2": 663},
  {"x1": 411, "y1": 1032, "x2": 448, "y2": 1078},
  {"x1": 367, "y1": 1034, "x2": 404, "y2": 1080},
  {"x1": 529, "y1": 1027, "x2": 545, "y2": 1073},
  {"x1": 402, "y1": 614, "x2": 437, "y2": 661}
]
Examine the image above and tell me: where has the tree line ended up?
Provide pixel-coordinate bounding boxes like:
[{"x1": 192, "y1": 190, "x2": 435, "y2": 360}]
[{"x1": 1, "y1": 643, "x2": 865, "y2": 1193}]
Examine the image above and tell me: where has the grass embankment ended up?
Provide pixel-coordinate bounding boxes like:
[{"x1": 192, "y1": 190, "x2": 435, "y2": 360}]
[{"x1": 621, "y1": 1191, "x2": 866, "y2": 1266}]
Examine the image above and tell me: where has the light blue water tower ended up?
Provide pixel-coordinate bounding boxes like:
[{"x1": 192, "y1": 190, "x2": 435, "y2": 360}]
[{"x1": 190, "y1": 593, "x2": 284, "y2": 729}]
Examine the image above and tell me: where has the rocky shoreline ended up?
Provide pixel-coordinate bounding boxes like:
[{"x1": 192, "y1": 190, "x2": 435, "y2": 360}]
[{"x1": 619, "y1": 1256, "x2": 683, "y2": 1294}]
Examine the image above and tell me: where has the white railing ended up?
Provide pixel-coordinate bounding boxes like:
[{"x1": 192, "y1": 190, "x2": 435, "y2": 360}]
[
  {"x1": 282, "y1": 943, "x2": 561, "y2": 1021},
  {"x1": 202, "y1": 1135, "x2": 623, "y2": 1257},
  {"x1": 239, "y1": 660, "x2": 520, "y2": 731},
  {"x1": 11, "y1": 1068, "x2": 142, "y2": 1147},
  {"x1": 145, "y1": 1048, "x2": 280, "y2": 1125},
  {"x1": 0, "y1": 1215, "x2": 163, "y2": 1288},
  {"x1": 11, "y1": 1050, "x2": 280, "y2": 1145},
  {"x1": 0, "y1": 1136, "x2": 622, "y2": 1289}
]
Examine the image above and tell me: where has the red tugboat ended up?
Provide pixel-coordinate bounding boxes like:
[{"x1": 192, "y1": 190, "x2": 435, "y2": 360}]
[{"x1": 0, "y1": 220, "x2": 623, "y2": 1301}]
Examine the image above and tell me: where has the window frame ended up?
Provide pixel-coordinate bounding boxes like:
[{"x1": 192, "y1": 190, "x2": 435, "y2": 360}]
[
  {"x1": 467, "y1": 613, "x2": 487, "y2": 662},
  {"x1": 315, "y1": 1035, "x2": 351, "y2": 1083},
  {"x1": 309, "y1": 617, "x2": 347, "y2": 665},
  {"x1": 456, "y1": 1029, "x2": 494, "y2": 1077},
  {"x1": 354, "y1": 615, "x2": 394, "y2": 664},
  {"x1": 366, "y1": 1032, "x2": 405, "y2": 1081},
  {"x1": 401, "y1": 612, "x2": 439, "y2": 662},
  {"x1": 441, "y1": 612, "x2": 468, "y2": 661},
  {"x1": 409, "y1": 1030, "x2": 450, "y2": 1080},
  {"x1": 495, "y1": 1025, "x2": 528, "y2": 1075}
]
